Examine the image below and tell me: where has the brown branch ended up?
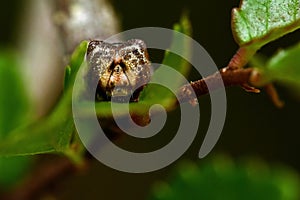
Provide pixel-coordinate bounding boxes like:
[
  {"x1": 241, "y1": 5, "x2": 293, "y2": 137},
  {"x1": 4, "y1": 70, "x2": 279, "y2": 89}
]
[
  {"x1": 228, "y1": 46, "x2": 257, "y2": 69},
  {"x1": 178, "y1": 67, "x2": 257, "y2": 104},
  {"x1": 1, "y1": 156, "x2": 84, "y2": 200}
]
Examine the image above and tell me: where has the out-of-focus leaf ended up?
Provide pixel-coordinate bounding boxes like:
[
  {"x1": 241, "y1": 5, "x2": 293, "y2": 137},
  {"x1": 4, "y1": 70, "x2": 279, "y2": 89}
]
[
  {"x1": 266, "y1": 42, "x2": 300, "y2": 87},
  {"x1": 0, "y1": 157, "x2": 30, "y2": 189},
  {"x1": 149, "y1": 156, "x2": 300, "y2": 200},
  {"x1": 64, "y1": 41, "x2": 88, "y2": 91},
  {"x1": 139, "y1": 14, "x2": 192, "y2": 106},
  {"x1": 0, "y1": 52, "x2": 30, "y2": 136},
  {"x1": 232, "y1": 0, "x2": 300, "y2": 47},
  {"x1": 0, "y1": 51, "x2": 31, "y2": 188},
  {"x1": 0, "y1": 116, "x2": 75, "y2": 156},
  {"x1": 0, "y1": 41, "x2": 88, "y2": 157}
]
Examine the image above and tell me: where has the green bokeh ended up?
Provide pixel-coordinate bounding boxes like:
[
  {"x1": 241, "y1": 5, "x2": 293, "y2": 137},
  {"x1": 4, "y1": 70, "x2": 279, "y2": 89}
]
[
  {"x1": 150, "y1": 156, "x2": 300, "y2": 200},
  {"x1": 0, "y1": 52, "x2": 31, "y2": 189}
]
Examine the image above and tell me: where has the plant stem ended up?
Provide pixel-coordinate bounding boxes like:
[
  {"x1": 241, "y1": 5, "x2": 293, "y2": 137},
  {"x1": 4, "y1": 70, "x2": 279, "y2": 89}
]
[
  {"x1": 1, "y1": 156, "x2": 78, "y2": 200},
  {"x1": 228, "y1": 46, "x2": 257, "y2": 69},
  {"x1": 178, "y1": 67, "x2": 255, "y2": 103}
]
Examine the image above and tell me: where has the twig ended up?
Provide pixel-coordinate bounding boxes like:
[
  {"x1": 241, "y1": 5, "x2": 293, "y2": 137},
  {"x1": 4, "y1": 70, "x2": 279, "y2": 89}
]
[
  {"x1": 178, "y1": 67, "x2": 256, "y2": 104},
  {"x1": 228, "y1": 46, "x2": 257, "y2": 69},
  {"x1": 1, "y1": 156, "x2": 82, "y2": 200}
]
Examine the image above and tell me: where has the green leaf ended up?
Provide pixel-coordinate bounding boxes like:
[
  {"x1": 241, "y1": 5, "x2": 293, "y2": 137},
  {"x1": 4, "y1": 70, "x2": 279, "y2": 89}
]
[
  {"x1": 0, "y1": 51, "x2": 31, "y2": 187},
  {"x1": 64, "y1": 65, "x2": 72, "y2": 91},
  {"x1": 0, "y1": 41, "x2": 88, "y2": 158},
  {"x1": 230, "y1": 0, "x2": 300, "y2": 68},
  {"x1": 64, "y1": 41, "x2": 89, "y2": 91},
  {"x1": 232, "y1": 0, "x2": 300, "y2": 48},
  {"x1": 0, "y1": 157, "x2": 30, "y2": 189},
  {"x1": 0, "y1": 52, "x2": 30, "y2": 137},
  {"x1": 139, "y1": 14, "x2": 192, "y2": 107},
  {"x1": 266, "y1": 42, "x2": 300, "y2": 86},
  {"x1": 0, "y1": 116, "x2": 75, "y2": 156},
  {"x1": 149, "y1": 156, "x2": 300, "y2": 200}
]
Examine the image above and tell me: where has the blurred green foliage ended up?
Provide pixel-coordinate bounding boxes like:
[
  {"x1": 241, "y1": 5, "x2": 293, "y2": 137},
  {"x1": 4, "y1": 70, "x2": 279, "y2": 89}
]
[
  {"x1": 0, "y1": 43, "x2": 86, "y2": 157},
  {"x1": 267, "y1": 42, "x2": 300, "y2": 87},
  {"x1": 139, "y1": 14, "x2": 192, "y2": 104},
  {"x1": 150, "y1": 156, "x2": 300, "y2": 200},
  {"x1": 0, "y1": 52, "x2": 30, "y2": 135},
  {"x1": 0, "y1": 51, "x2": 31, "y2": 188}
]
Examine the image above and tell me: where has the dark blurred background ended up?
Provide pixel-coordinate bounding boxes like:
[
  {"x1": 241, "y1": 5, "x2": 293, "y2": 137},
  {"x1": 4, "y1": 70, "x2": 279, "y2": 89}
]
[{"x1": 1, "y1": 0, "x2": 300, "y2": 199}]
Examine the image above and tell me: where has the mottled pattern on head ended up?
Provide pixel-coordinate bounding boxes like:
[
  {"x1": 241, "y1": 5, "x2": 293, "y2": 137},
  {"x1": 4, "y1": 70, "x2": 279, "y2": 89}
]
[{"x1": 86, "y1": 39, "x2": 152, "y2": 102}]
